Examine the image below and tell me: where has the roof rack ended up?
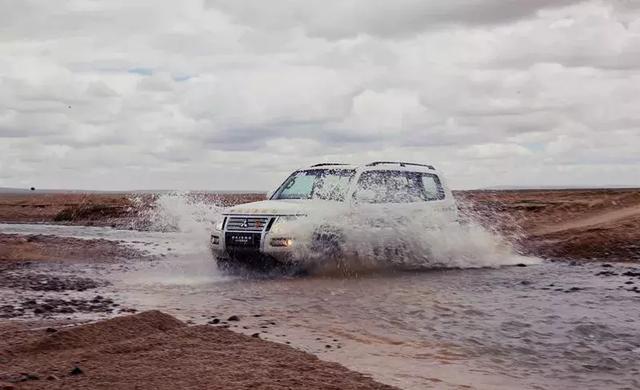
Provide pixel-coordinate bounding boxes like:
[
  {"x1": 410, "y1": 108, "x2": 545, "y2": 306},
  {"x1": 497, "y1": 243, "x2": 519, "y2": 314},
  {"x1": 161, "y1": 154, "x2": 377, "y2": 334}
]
[
  {"x1": 366, "y1": 161, "x2": 435, "y2": 170},
  {"x1": 310, "y1": 163, "x2": 349, "y2": 167}
]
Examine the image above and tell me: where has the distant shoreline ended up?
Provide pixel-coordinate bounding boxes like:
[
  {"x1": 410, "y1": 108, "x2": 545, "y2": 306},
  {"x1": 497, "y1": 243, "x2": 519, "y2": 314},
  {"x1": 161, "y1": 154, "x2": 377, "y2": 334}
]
[
  {"x1": 1, "y1": 189, "x2": 639, "y2": 263},
  {"x1": 0, "y1": 188, "x2": 269, "y2": 195},
  {"x1": 460, "y1": 187, "x2": 640, "y2": 193},
  {"x1": 2, "y1": 186, "x2": 639, "y2": 195}
]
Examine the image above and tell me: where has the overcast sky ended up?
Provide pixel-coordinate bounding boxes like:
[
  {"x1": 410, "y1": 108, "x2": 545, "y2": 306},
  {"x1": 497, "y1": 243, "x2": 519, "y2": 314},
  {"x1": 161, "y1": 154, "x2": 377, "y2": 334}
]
[{"x1": 1, "y1": 0, "x2": 639, "y2": 191}]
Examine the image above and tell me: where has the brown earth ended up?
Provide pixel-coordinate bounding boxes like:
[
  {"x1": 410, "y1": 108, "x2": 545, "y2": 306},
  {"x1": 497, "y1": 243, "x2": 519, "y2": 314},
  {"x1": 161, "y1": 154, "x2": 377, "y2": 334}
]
[
  {"x1": 0, "y1": 193, "x2": 134, "y2": 227},
  {"x1": 0, "y1": 233, "x2": 143, "y2": 264},
  {"x1": 0, "y1": 311, "x2": 396, "y2": 390},
  {"x1": 0, "y1": 192, "x2": 265, "y2": 228},
  {"x1": 455, "y1": 189, "x2": 640, "y2": 262}
]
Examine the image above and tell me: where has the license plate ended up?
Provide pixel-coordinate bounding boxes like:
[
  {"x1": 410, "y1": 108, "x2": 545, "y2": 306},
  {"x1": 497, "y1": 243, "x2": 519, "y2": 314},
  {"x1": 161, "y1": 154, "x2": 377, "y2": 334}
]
[{"x1": 226, "y1": 233, "x2": 259, "y2": 248}]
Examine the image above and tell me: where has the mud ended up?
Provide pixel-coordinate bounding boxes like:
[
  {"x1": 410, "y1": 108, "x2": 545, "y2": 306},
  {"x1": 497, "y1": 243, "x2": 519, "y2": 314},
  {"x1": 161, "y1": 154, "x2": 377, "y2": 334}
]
[
  {"x1": 0, "y1": 233, "x2": 147, "y2": 321},
  {"x1": 0, "y1": 266, "x2": 100, "y2": 292},
  {"x1": 0, "y1": 233, "x2": 145, "y2": 263},
  {"x1": 1, "y1": 296, "x2": 122, "y2": 319},
  {"x1": 0, "y1": 311, "x2": 395, "y2": 390}
]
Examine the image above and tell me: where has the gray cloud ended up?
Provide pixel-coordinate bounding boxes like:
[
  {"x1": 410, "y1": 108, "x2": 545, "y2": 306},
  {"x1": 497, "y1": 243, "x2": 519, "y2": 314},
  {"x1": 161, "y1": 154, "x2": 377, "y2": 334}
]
[
  {"x1": 207, "y1": 0, "x2": 585, "y2": 39},
  {"x1": 0, "y1": 0, "x2": 638, "y2": 190}
]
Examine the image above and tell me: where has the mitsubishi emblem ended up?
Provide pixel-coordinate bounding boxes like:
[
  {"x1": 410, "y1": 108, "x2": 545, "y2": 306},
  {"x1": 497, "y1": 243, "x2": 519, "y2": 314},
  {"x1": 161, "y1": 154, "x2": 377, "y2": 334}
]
[{"x1": 241, "y1": 219, "x2": 249, "y2": 228}]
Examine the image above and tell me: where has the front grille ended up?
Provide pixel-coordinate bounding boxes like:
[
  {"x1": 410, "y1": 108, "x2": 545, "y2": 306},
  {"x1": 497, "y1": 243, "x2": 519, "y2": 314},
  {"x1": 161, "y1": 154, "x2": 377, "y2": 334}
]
[{"x1": 225, "y1": 216, "x2": 270, "y2": 232}]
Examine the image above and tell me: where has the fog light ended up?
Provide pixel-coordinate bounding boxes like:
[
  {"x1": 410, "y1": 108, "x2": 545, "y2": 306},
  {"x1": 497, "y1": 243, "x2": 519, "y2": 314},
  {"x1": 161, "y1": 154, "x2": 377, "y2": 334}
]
[
  {"x1": 270, "y1": 237, "x2": 293, "y2": 247},
  {"x1": 211, "y1": 234, "x2": 220, "y2": 245}
]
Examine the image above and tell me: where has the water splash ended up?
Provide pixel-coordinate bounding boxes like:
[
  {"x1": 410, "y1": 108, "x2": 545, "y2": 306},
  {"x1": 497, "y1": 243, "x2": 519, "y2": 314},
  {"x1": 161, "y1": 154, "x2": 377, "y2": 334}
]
[
  {"x1": 125, "y1": 192, "x2": 227, "y2": 284},
  {"x1": 141, "y1": 193, "x2": 539, "y2": 276},
  {"x1": 275, "y1": 206, "x2": 538, "y2": 274}
]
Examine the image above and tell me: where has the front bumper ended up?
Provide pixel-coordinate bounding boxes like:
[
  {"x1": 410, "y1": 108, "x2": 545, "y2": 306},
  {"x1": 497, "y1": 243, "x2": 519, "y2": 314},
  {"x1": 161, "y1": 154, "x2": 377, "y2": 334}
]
[{"x1": 210, "y1": 218, "x2": 299, "y2": 264}]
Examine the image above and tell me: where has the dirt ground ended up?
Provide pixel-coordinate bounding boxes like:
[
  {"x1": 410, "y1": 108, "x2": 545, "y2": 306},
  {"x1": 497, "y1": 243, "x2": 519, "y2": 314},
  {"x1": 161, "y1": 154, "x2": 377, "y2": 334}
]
[
  {"x1": 0, "y1": 234, "x2": 143, "y2": 264},
  {"x1": 456, "y1": 189, "x2": 640, "y2": 262},
  {"x1": 0, "y1": 192, "x2": 265, "y2": 228},
  {"x1": 0, "y1": 311, "x2": 396, "y2": 390}
]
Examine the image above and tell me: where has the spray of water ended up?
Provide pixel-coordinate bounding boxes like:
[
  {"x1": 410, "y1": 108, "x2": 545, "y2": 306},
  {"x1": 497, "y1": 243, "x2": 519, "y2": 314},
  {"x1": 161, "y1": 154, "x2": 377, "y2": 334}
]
[
  {"x1": 139, "y1": 193, "x2": 539, "y2": 277},
  {"x1": 270, "y1": 205, "x2": 538, "y2": 274},
  {"x1": 124, "y1": 192, "x2": 228, "y2": 285}
]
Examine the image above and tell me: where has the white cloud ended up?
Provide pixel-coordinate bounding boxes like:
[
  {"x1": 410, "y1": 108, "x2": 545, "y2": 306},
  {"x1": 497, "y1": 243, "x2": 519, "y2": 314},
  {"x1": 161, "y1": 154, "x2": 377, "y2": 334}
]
[{"x1": 0, "y1": 0, "x2": 638, "y2": 190}]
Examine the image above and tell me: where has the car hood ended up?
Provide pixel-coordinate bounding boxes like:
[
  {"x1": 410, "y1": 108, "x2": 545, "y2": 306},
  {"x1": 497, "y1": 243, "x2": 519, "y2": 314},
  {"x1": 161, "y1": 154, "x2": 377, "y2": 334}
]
[{"x1": 226, "y1": 199, "x2": 342, "y2": 216}]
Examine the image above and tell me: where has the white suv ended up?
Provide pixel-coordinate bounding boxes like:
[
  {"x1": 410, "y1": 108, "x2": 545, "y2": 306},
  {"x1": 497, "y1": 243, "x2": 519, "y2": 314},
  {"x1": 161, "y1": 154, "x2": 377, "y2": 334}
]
[{"x1": 210, "y1": 161, "x2": 458, "y2": 269}]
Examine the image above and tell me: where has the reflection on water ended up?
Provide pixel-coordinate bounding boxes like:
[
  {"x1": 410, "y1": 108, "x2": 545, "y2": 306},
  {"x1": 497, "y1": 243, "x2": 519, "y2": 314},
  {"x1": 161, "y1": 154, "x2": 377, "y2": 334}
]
[{"x1": 2, "y1": 223, "x2": 639, "y2": 390}]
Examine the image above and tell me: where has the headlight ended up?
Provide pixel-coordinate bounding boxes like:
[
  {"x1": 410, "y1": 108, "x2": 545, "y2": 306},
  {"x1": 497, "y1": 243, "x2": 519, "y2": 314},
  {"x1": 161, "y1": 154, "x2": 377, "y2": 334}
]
[
  {"x1": 270, "y1": 237, "x2": 293, "y2": 247},
  {"x1": 214, "y1": 218, "x2": 225, "y2": 231},
  {"x1": 270, "y1": 215, "x2": 305, "y2": 232}
]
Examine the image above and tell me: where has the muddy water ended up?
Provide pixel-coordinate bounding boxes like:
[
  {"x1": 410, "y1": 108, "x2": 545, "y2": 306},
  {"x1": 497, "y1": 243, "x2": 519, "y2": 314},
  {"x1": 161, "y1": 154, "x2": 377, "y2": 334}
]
[{"x1": 2, "y1": 223, "x2": 639, "y2": 390}]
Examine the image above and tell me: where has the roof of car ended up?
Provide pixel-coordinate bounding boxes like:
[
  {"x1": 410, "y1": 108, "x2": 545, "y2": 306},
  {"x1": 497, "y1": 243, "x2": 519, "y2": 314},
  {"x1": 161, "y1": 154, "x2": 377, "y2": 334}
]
[{"x1": 304, "y1": 161, "x2": 438, "y2": 172}]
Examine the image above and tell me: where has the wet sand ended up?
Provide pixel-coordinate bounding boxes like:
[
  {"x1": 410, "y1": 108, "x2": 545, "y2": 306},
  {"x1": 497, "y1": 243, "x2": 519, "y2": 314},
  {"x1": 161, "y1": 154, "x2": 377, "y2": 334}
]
[
  {"x1": 0, "y1": 233, "x2": 144, "y2": 263},
  {"x1": 1, "y1": 311, "x2": 395, "y2": 390},
  {"x1": 0, "y1": 233, "x2": 143, "y2": 320}
]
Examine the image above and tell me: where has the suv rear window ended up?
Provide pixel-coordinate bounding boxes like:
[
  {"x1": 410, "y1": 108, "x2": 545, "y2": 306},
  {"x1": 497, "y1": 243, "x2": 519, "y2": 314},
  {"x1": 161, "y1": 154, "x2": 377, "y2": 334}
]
[{"x1": 353, "y1": 170, "x2": 445, "y2": 203}]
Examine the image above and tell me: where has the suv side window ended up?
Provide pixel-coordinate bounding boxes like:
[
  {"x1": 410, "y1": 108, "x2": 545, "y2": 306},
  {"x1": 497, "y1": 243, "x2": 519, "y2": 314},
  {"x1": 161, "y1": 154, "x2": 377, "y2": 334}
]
[
  {"x1": 421, "y1": 174, "x2": 445, "y2": 201},
  {"x1": 353, "y1": 170, "x2": 445, "y2": 203}
]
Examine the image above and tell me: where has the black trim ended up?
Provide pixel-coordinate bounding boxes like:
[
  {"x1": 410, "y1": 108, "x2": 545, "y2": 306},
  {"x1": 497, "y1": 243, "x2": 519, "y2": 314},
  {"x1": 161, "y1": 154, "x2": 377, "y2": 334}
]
[
  {"x1": 265, "y1": 217, "x2": 276, "y2": 232},
  {"x1": 310, "y1": 163, "x2": 349, "y2": 167},
  {"x1": 269, "y1": 171, "x2": 298, "y2": 200},
  {"x1": 366, "y1": 161, "x2": 435, "y2": 170}
]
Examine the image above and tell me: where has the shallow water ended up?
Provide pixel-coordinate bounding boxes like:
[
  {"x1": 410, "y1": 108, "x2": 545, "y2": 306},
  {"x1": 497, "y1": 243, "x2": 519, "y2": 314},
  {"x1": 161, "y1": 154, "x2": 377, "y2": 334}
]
[
  {"x1": 116, "y1": 263, "x2": 640, "y2": 390},
  {"x1": 2, "y1": 223, "x2": 639, "y2": 390}
]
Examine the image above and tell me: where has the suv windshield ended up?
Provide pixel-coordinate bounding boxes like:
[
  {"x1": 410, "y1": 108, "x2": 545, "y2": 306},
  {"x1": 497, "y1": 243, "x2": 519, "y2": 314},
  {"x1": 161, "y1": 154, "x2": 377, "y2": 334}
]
[
  {"x1": 353, "y1": 170, "x2": 445, "y2": 203},
  {"x1": 272, "y1": 169, "x2": 355, "y2": 201}
]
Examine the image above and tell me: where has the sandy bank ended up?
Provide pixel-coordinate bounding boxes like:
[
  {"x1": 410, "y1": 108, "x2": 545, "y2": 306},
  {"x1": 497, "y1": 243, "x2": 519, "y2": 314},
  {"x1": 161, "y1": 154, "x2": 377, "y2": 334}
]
[{"x1": 0, "y1": 311, "x2": 396, "y2": 390}]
